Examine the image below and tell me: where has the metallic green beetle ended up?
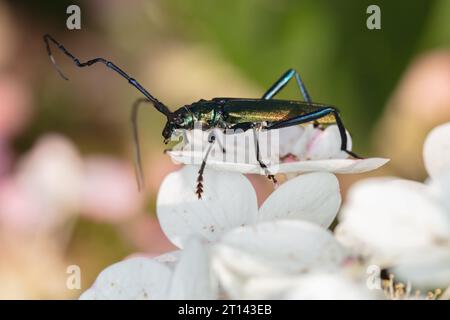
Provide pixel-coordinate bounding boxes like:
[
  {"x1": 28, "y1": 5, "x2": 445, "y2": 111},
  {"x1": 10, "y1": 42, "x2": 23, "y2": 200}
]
[{"x1": 44, "y1": 34, "x2": 360, "y2": 199}]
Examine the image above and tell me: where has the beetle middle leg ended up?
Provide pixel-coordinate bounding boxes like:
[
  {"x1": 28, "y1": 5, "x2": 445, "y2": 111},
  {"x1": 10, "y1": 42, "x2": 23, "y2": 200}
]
[
  {"x1": 252, "y1": 127, "x2": 277, "y2": 185},
  {"x1": 231, "y1": 122, "x2": 277, "y2": 184},
  {"x1": 263, "y1": 69, "x2": 320, "y2": 128},
  {"x1": 262, "y1": 68, "x2": 312, "y2": 102}
]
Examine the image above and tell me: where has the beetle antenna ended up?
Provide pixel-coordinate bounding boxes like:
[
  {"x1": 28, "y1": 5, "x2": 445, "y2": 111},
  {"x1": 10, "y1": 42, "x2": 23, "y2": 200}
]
[
  {"x1": 43, "y1": 34, "x2": 172, "y2": 117},
  {"x1": 131, "y1": 98, "x2": 159, "y2": 191}
]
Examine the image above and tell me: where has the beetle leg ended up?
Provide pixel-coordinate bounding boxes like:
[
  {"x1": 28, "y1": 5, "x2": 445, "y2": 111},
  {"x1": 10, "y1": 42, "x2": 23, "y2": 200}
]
[
  {"x1": 211, "y1": 128, "x2": 226, "y2": 154},
  {"x1": 262, "y1": 69, "x2": 311, "y2": 103},
  {"x1": 268, "y1": 107, "x2": 363, "y2": 159},
  {"x1": 230, "y1": 122, "x2": 255, "y2": 132},
  {"x1": 196, "y1": 132, "x2": 216, "y2": 199},
  {"x1": 253, "y1": 127, "x2": 278, "y2": 185}
]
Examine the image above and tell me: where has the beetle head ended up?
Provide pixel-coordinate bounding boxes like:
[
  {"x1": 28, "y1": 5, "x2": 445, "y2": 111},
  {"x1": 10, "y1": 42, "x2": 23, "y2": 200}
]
[
  {"x1": 162, "y1": 108, "x2": 193, "y2": 143},
  {"x1": 162, "y1": 121, "x2": 175, "y2": 144}
]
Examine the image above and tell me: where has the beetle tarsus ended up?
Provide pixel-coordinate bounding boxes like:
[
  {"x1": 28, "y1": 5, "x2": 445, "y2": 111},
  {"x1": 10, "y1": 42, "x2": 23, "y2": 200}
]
[
  {"x1": 196, "y1": 175, "x2": 204, "y2": 199},
  {"x1": 268, "y1": 174, "x2": 278, "y2": 185},
  {"x1": 344, "y1": 150, "x2": 363, "y2": 159},
  {"x1": 258, "y1": 160, "x2": 277, "y2": 185}
]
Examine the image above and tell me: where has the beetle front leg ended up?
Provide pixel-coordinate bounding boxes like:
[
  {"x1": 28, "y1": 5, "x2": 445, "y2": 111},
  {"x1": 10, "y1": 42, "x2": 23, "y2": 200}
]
[{"x1": 196, "y1": 132, "x2": 216, "y2": 199}]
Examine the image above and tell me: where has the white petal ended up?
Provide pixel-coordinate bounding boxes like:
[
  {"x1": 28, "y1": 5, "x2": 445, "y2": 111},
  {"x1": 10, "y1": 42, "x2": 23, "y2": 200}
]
[
  {"x1": 157, "y1": 166, "x2": 258, "y2": 248},
  {"x1": 218, "y1": 220, "x2": 348, "y2": 273},
  {"x1": 392, "y1": 246, "x2": 450, "y2": 290},
  {"x1": 79, "y1": 257, "x2": 172, "y2": 300},
  {"x1": 212, "y1": 220, "x2": 348, "y2": 298},
  {"x1": 168, "y1": 238, "x2": 216, "y2": 299},
  {"x1": 238, "y1": 275, "x2": 300, "y2": 299},
  {"x1": 283, "y1": 273, "x2": 378, "y2": 300},
  {"x1": 278, "y1": 126, "x2": 305, "y2": 157},
  {"x1": 298, "y1": 125, "x2": 352, "y2": 161},
  {"x1": 167, "y1": 125, "x2": 388, "y2": 175},
  {"x1": 168, "y1": 152, "x2": 389, "y2": 175},
  {"x1": 240, "y1": 273, "x2": 378, "y2": 300},
  {"x1": 168, "y1": 129, "x2": 276, "y2": 173},
  {"x1": 258, "y1": 172, "x2": 341, "y2": 228},
  {"x1": 286, "y1": 125, "x2": 320, "y2": 159},
  {"x1": 423, "y1": 122, "x2": 450, "y2": 178},
  {"x1": 275, "y1": 158, "x2": 389, "y2": 174},
  {"x1": 336, "y1": 178, "x2": 450, "y2": 262},
  {"x1": 428, "y1": 168, "x2": 450, "y2": 214},
  {"x1": 167, "y1": 152, "x2": 262, "y2": 173}
]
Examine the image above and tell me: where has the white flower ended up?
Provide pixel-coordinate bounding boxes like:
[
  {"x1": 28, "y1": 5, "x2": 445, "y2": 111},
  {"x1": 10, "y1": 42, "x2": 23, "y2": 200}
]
[
  {"x1": 167, "y1": 125, "x2": 389, "y2": 175},
  {"x1": 81, "y1": 165, "x2": 353, "y2": 299},
  {"x1": 336, "y1": 178, "x2": 450, "y2": 260},
  {"x1": 391, "y1": 246, "x2": 450, "y2": 290},
  {"x1": 423, "y1": 122, "x2": 450, "y2": 179},
  {"x1": 155, "y1": 166, "x2": 361, "y2": 299},
  {"x1": 80, "y1": 237, "x2": 215, "y2": 300},
  {"x1": 156, "y1": 165, "x2": 342, "y2": 248},
  {"x1": 80, "y1": 123, "x2": 391, "y2": 300},
  {"x1": 336, "y1": 121, "x2": 450, "y2": 290}
]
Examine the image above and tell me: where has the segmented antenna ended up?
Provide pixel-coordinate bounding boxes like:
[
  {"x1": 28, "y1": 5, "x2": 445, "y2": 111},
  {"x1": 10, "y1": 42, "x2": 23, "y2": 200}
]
[
  {"x1": 43, "y1": 34, "x2": 172, "y2": 117},
  {"x1": 43, "y1": 34, "x2": 177, "y2": 191}
]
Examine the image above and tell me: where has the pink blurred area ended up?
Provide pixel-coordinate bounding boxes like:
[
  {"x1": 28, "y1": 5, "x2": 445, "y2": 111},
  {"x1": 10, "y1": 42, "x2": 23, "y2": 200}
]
[
  {"x1": 0, "y1": 1, "x2": 179, "y2": 296},
  {"x1": 374, "y1": 50, "x2": 450, "y2": 180},
  {"x1": 80, "y1": 156, "x2": 144, "y2": 222}
]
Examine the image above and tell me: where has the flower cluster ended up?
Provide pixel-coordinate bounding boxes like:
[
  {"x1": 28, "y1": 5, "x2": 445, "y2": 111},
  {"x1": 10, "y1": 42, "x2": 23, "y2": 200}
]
[
  {"x1": 336, "y1": 122, "x2": 450, "y2": 291},
  {"x1": 80, "y1": 124, "x2": 396, "y2": 299}
]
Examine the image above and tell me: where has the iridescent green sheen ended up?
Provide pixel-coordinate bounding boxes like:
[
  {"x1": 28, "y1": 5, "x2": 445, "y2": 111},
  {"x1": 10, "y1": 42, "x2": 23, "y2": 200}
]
[{"x1": 177, "y1": 98, "x2": 338, "y2": 130}]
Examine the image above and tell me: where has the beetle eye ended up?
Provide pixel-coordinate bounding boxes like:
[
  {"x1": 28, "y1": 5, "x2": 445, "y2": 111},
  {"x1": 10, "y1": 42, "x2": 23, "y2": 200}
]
[
  {"x1": 162, "y1": 123, "x2": 173, "y2": 140},
  {"x1": 174, "y1": 117, "x2": 183, "y2": 125}
]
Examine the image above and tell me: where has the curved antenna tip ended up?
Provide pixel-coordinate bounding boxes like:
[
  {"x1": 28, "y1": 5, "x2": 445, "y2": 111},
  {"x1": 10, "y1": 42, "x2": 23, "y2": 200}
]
[{"x1": 49, "y1": 55, "x2": 69, "y2": 80}]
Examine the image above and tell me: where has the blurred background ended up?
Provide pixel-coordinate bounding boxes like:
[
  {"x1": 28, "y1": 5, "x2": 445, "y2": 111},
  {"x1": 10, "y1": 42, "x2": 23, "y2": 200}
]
[{"x1": 0, "y1": 0, "x2": 449, "y2": 298}]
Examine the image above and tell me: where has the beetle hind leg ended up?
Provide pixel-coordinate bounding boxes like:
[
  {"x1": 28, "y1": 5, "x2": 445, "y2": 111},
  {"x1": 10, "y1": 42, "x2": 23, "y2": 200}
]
[
  {"x1": 344, "y1": 149, "x2": 363, "y2": 159},
  {"x1": 331, "y1": 110, "x2": 364, "y2": 159}
]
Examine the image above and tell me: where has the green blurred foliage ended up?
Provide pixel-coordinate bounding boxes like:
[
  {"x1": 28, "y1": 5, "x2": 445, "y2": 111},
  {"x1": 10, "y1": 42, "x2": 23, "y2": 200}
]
[{"x1": 166, "y1": 0, "x2": 440, "y2": 151}]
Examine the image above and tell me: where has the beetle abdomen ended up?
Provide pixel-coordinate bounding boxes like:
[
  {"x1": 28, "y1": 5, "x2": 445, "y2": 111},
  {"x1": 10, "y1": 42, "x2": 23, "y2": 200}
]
[{"x1": 221, "y1": 98, "x2": 334, "y2": 125}]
